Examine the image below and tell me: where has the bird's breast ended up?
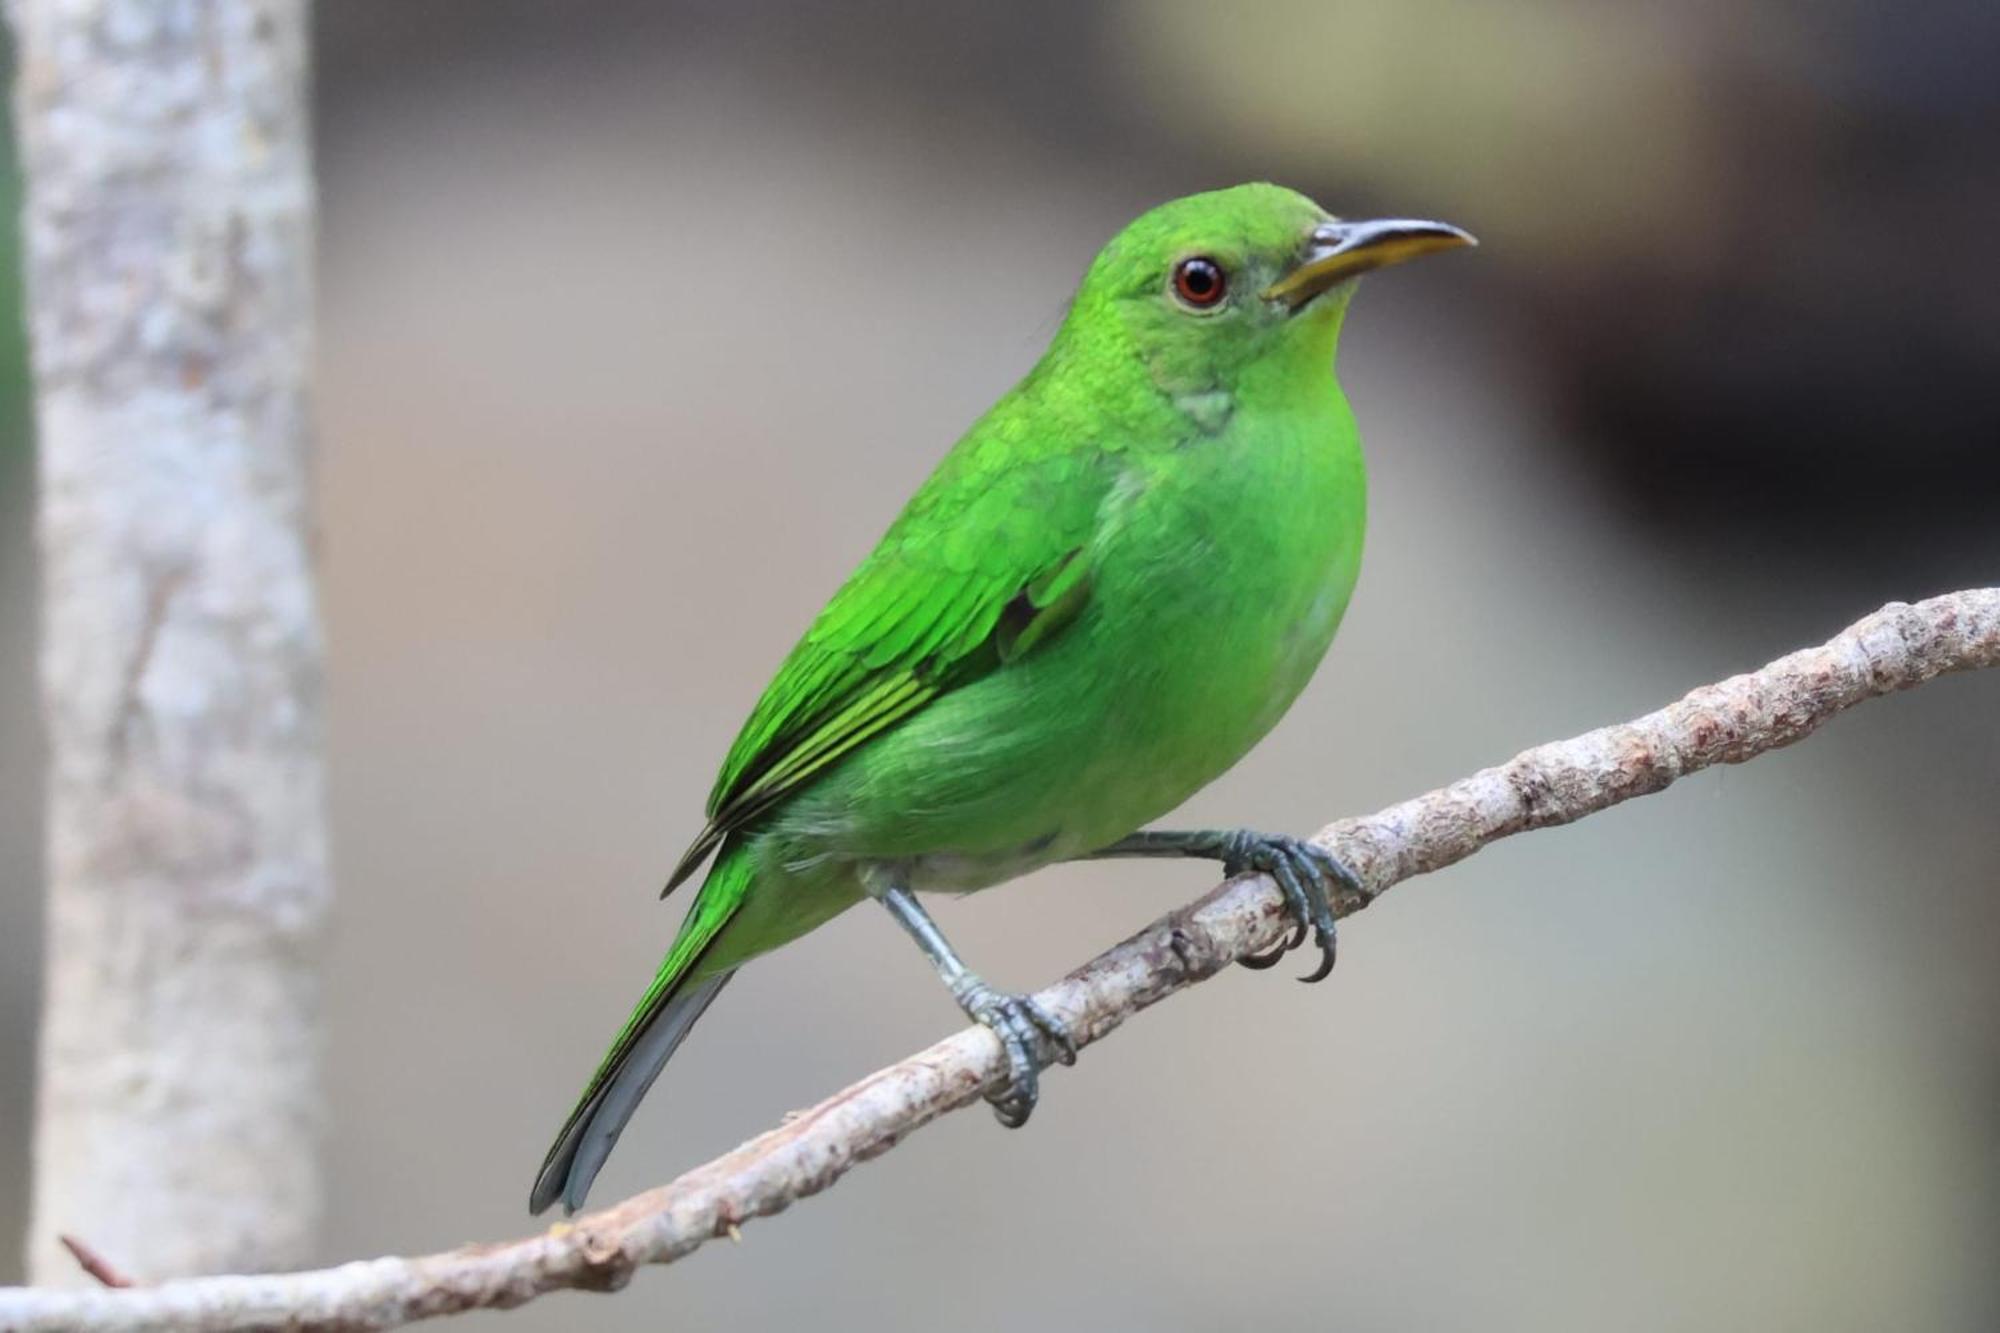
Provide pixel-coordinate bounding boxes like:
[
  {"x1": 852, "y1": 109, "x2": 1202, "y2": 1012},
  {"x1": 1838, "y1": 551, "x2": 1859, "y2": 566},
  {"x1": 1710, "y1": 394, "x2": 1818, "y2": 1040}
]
[
  {"x1": 1069, "y1": 401, "x2": 1366, "y2": 806},
  {"x1": 772, "y1": 396, "x2": 1366, "y2": 888}
]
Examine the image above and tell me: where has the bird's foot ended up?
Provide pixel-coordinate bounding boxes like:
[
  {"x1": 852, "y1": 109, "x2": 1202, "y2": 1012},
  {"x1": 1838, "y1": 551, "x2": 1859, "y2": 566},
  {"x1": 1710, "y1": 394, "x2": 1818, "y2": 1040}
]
[
  {"x1": 1215, "y1": 830, "x2": 1368, "y2": 983},
  {"x1": 954, "y1": 979, "x2": 1077, "y2": 1128}
]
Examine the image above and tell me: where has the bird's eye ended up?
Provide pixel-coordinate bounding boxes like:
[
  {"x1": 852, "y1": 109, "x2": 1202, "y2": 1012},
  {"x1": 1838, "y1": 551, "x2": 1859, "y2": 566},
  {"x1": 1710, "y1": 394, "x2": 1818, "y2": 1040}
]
[{"x1": 1171, "y1": 256, "x2": 1227, "y2": 309}]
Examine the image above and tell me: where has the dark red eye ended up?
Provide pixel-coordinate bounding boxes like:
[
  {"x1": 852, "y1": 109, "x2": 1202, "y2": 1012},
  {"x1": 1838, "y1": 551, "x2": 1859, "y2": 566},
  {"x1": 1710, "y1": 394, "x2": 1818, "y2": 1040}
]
[{"x1": 1171, "y1": 256, "x2": 1227, "y2": 308}]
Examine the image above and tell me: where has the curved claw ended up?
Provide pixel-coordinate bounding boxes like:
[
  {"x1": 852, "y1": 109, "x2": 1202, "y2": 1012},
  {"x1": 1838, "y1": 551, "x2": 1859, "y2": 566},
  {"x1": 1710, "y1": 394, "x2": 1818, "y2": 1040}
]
[
  {"x1": 966, "y1": 988, "x2": 1078, "y2": 1126},
  {"x1": 1298, "y1": 935, "x2": 1337, "y2": 984},
  {"x1": 984, "y1": 1018, "x2": 1039, "y2": 1127},
  {"x1": 1217, "y1": 831, "x2": 1368, "y2": 981},
  {"x1": 1282, "y1": 848, "x2": 1342, "y2": 984},
  {"x1": 1239, "y1": 918, "x2": 1307, "y2": 968},
  {"x1": 990, "y1": 1089, "x2": 1034, "y2": 1129}
]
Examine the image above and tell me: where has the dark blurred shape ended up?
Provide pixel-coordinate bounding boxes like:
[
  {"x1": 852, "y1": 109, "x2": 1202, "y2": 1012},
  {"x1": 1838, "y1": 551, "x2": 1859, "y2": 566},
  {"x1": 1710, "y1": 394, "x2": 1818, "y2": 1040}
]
[
  {"x1": 317, "y1": 1, "x2": 1147, "y2": 163},
  {"x1": 317, "y1": 0, "x2": 2000, "y2": 553},
  {"x1": 1542, "y1": 0, "x2": 2000, "y2": 533}
]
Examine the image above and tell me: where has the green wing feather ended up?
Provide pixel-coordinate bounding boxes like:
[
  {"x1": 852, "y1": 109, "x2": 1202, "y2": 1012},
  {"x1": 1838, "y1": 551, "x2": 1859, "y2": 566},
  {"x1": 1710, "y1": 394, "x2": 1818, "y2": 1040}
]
[{"x1": 664, "y1": 432, "x2": 1107, "y2": 895}]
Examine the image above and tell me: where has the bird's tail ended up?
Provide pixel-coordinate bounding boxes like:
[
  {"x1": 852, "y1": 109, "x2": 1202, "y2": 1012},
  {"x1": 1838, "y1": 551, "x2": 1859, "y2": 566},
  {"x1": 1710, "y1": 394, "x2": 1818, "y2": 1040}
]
[{"x1": 529, "y1": 846, "x2": 751, "y2": 1215}]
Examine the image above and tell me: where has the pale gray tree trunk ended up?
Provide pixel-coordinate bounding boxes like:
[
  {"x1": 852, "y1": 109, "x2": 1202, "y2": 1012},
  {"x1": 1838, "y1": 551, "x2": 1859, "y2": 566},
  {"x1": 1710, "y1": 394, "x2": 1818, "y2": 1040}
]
[{"x1": 7, "y1": 0, "x2": 327, "y2": 1284}]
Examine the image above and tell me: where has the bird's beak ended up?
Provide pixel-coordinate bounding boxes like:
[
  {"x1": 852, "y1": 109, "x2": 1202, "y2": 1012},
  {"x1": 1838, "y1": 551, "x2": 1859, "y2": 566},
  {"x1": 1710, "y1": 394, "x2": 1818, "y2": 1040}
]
[{"x1": 1263, "y1": 217, "x2": 1476, "y2": 309}]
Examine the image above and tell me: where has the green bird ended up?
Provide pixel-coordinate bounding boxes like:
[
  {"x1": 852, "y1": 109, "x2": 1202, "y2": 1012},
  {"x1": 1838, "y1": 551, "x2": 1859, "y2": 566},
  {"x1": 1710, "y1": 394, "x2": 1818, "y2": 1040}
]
[{"x1": 530, "y1": 183, "x2": 1472, "y2": 1214}]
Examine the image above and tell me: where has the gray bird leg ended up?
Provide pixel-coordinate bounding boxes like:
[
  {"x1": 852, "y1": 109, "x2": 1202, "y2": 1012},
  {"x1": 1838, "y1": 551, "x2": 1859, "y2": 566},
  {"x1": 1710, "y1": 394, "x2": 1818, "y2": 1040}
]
[
  {"x1": 874, "y1": 882, "x2": 1076, "y2": 1127},
  {"x1": 1085, "y1": 829, "x2": 1369, "y2": 982}
]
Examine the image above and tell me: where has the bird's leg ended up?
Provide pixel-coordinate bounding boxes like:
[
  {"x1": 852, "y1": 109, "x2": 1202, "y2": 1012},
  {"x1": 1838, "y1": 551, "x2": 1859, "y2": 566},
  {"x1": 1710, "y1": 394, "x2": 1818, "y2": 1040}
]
[
  {"x1": 873, "y1": 882, "x2": 1076, "y2": 1128},
  {"x1": 1085, "y1": 829, "x2": 1369, "y2": 983}
]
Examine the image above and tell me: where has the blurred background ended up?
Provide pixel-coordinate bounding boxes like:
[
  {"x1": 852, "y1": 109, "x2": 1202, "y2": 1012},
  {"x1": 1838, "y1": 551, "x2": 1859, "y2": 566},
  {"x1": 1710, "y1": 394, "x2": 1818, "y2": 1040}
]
[{"x1": 3, "y1": 1, "x2": 1998, "y2": 1329}]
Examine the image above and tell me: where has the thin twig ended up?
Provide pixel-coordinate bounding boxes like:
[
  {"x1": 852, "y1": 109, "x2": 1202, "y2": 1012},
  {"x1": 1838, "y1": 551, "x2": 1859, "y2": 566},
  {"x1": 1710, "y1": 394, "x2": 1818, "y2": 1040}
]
[
  {"x1": 2, "y1": 589, "x2": 1994, "y2": 1333},
  {"x1": 56, "y1": 1238, "x2": 131, "y2": 1290}
]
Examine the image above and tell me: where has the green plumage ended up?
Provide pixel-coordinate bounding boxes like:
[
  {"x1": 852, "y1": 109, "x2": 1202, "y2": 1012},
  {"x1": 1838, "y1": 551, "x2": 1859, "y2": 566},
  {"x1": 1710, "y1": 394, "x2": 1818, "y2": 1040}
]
[{"x1": 532, "y1": 184, "x2": 1470, "y2": 1214}]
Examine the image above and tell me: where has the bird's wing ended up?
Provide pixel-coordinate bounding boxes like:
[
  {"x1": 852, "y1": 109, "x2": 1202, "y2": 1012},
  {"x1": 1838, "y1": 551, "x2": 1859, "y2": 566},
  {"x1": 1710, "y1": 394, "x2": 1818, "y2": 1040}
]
[{"x1": 663, "y1": 440, "x2": 1106, "y2": 895}]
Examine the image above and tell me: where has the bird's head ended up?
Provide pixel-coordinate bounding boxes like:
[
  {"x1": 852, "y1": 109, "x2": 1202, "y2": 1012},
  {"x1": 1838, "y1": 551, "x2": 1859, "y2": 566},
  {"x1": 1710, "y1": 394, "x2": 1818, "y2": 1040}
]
[{"x1": 1065, "y1": 183, "x2": 1473, "y2": 410}]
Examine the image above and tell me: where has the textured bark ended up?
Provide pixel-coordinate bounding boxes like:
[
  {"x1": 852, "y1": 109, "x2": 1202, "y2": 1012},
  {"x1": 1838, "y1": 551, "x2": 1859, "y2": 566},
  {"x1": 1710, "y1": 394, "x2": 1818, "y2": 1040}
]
[
  {"x1": 8, "y1": 0, "x2": 326, "y2": 1285},
  {"x1": 0, "y1": 590, "x2": 1991, "y2": 1331}
]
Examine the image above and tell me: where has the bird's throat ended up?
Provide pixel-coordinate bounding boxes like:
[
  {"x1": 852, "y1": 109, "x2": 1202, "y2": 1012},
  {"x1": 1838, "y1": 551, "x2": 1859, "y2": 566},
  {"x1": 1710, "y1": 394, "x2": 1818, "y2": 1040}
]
[{"x1": 1173, "y1": 388, "x2": 1235, "y2": 434}]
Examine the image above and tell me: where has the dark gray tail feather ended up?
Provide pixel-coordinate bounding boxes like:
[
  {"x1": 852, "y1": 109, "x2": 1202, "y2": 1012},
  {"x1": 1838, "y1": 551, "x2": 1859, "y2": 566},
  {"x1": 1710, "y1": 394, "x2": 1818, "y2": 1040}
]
[{"x1": 528, "y1": 970, "x2": 734, "y2": 1215}]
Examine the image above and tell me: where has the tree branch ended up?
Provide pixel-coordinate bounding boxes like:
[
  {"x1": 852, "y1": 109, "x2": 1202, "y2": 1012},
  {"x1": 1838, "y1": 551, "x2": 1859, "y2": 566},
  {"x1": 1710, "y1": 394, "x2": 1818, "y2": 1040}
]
[{"x1": 2, "y1": 589, "x2": 1994, "y2": 1332}]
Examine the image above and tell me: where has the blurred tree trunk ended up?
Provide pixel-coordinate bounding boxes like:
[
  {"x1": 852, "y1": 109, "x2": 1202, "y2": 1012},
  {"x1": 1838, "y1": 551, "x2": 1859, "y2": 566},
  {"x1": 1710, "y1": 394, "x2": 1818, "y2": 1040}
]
[{"x1": 7, "y1": 0, "x2": 327, "y2": 1284}]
